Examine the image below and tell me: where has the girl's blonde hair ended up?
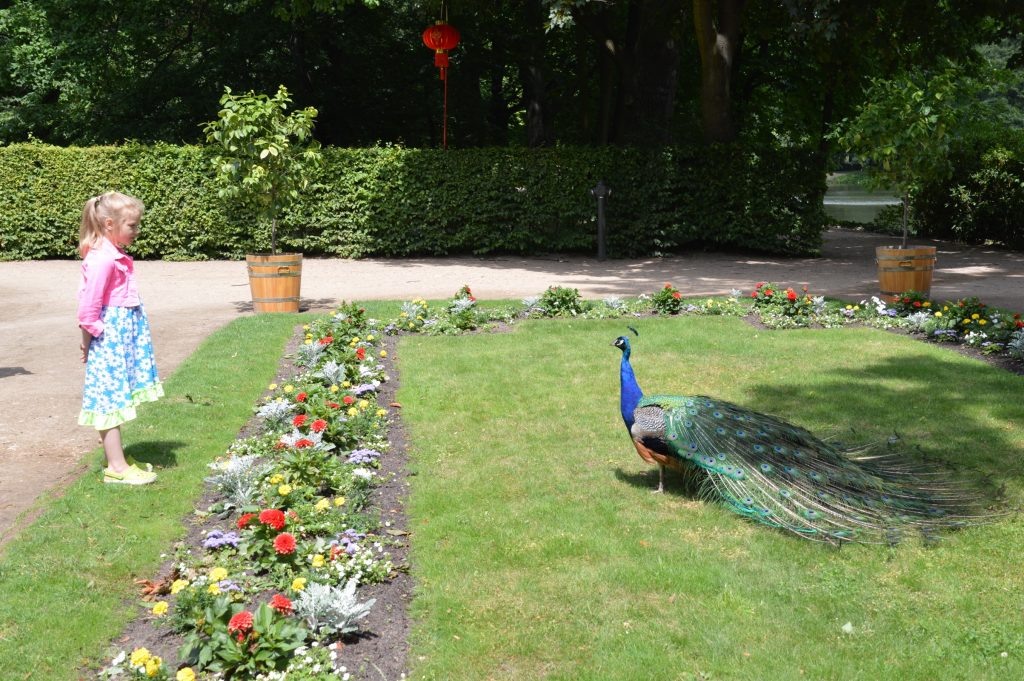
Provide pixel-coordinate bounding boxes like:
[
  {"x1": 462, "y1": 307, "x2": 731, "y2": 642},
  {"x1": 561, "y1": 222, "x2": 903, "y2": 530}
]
[{"x1": 79, "y1": 191, "x2": 145, "y2": 257}]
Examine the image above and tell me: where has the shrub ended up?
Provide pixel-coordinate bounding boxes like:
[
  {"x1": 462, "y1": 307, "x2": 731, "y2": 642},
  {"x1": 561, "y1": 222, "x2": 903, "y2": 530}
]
[
  {"x1": 0, "y1": 142, "x2": 827, "y2": 260},
  {"x1": 651, "y1": 282, "x2": 685, "y2": 314}
]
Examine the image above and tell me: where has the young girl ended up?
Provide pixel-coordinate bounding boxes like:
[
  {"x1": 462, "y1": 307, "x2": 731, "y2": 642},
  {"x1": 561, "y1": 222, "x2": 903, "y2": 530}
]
[{"x1": 78, "y1": 191, "x2": 163, "y2": 485}]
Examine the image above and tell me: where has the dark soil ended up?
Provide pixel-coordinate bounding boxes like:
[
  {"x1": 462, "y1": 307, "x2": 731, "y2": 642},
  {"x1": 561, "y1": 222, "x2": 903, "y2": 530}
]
[{"x1": 92, "y1": 326, "x2": 413, "y2": 681}]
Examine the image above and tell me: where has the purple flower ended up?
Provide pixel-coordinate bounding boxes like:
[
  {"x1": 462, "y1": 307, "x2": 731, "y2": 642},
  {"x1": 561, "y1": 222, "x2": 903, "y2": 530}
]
[
  {"x1": 347, "y1": 448, "x2": 381, "y2": 465},
  {"x1": 203, "y1": 530, "x2": 240, "y2": 550},
  {"x1": 352, "y1": 383, "x2": 377, "y2": 396},
  {"x1": 217, "y1": 579, "x2": 243, "y2": 592}
]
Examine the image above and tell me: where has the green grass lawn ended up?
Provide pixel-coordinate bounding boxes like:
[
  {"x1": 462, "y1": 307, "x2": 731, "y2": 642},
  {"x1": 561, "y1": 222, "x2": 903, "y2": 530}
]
[{"x1": 398, "y1": 316, "x2": 1024, "y2": 681}]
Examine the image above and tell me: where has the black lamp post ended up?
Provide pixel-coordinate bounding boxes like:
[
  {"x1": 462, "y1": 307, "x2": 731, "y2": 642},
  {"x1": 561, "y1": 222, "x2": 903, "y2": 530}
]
[{"x1": 590, "y1": 180, "x2": 610, "y2": 260}]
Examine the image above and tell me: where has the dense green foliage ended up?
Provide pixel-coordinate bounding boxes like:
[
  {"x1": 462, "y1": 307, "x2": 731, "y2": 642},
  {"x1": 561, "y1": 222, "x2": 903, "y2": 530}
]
[
  {"x1": 913, "y1": 123, "x2": 1024, "y2": 248},
  {"x1": 0, "y1": 142, "x2": 827, "y2": 260}
]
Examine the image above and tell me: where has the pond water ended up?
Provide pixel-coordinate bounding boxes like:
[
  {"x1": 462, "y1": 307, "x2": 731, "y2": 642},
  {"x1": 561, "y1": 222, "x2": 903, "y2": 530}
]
[{"x1": 823, "y1": 184, "x2": 901, "y2": 224}]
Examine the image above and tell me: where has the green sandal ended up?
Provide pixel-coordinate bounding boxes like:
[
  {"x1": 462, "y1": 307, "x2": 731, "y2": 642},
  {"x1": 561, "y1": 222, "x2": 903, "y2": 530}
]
[{"x1": 103, "y1": 464, "x2": 157, "y2": 485}]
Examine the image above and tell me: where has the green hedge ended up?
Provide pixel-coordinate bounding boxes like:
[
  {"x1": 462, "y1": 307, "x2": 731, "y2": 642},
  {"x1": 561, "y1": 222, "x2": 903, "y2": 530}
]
[{"x1": 0, "y1": 142, "x2": 827, "y2": 260}]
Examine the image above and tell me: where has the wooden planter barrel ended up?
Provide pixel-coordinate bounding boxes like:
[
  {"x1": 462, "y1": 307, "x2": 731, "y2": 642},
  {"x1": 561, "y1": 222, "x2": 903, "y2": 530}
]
[
  {"x1": 246, "y1": 253, "x2": 302, "y2": 313},
  {"x1": 875, "y1": 246, "x2": 937, "y2": 303}
]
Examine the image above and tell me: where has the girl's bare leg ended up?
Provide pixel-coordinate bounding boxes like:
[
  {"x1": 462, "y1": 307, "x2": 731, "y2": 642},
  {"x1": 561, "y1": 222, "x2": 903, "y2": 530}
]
[{"x1": 100, "y1": 427, "x2": 129, "y2": 473}]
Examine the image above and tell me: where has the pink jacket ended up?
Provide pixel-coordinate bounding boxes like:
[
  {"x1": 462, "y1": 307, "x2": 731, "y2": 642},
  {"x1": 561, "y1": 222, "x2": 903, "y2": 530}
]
[{"x1": 77, "y1": 237, "x2": 141, "y2": 337}]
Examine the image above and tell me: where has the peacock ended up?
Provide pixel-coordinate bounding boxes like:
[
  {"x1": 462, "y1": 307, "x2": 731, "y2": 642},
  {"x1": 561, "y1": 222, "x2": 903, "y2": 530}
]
[{"x1": 613, "y1": 331, "x2": 994, "y2": 544}]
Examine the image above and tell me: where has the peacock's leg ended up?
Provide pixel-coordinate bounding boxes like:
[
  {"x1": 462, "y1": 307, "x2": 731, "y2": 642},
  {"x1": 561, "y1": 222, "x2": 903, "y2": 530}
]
[{"x1": 653, "y1": 464, "x2": 665, "y2": 494}]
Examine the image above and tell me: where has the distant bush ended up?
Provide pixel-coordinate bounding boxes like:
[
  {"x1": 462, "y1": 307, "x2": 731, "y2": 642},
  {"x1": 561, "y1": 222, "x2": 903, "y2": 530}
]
[{"x1": 0, "y1": 142, "x2": 827, "y2": 260}]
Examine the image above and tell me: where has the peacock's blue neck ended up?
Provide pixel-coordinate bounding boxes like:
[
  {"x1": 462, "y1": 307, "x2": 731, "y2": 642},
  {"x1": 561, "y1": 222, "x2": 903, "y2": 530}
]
[{"x1": 619, "y1": 346, "x2": 643, "y2": 429}]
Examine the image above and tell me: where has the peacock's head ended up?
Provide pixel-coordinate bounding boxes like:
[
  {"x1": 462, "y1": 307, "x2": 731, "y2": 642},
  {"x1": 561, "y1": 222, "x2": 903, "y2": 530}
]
[{"x1": 612, "y1": 336, "x2": 630, "y2": 352}]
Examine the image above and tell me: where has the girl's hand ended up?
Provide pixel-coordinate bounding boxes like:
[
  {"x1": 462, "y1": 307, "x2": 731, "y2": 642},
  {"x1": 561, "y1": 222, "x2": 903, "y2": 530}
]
[{"x1": 80, "y1": 329, "x2": 93, "y2": 363}]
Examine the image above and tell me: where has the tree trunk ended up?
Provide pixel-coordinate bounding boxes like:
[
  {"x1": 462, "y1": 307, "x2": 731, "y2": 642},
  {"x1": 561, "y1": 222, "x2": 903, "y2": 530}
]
[
  {"x1": 693, "y1": 0, "x2": 745, "y2": 143},
  {"x1": 518, "y1": 0, "x2": 554, "y2": 146}
]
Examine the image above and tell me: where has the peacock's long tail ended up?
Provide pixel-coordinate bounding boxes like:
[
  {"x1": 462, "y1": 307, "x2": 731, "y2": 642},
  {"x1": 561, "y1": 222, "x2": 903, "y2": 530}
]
[{"x1": 638, "y1": 394, "x2": 997, "y2": 544}]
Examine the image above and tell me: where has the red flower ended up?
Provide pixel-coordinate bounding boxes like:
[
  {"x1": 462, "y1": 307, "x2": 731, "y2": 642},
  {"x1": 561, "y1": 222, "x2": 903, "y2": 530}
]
[
  {"x1": 269, "y1": 594, "x2": 293, "y2": 615},
  {"x1": 293, "y1": 414, "x2": 308, "y2": 427},
  {"x1": 259, "y1": 509, "x2": 286, "y2": 530},
  {"x1": 469, "y1": 295, "x2": 476, "y2": 302},
  {"x1": 664, "y1": 283, "x2": 673, "y2": 290},
  {"x1": 329, "y1": 544, "x2": 345, "y2": 561},
  {"x1": 228, "y1": 611, "x2": 254, "y2": 635},
  {"x1": 311, "y1": 419, "x2": 327, "y2": 433},
  {"x1": 1014, "y1": 313, "x2": 1021, "y2": 320},
  {"x1": 672, "y1": 292, "x2": 681, "y2": 299},
  {"x1": 273, "y1": 533, "x2": 296, "y2": 555},
  {"x1": 319, "y1": 336, "x2": 334, "y2": 346},
  {"x1": 764, "y1": 289, "x2": 774, "y2": 296},
  {"x1": 288, "y1": 510, "x2": 299, "y2": 519},
  {"x1": 355, "y1": 347, "x2": 366, "y2": 361},
  {"x1": 274, "y1": 442, "x2": 286, "y2": 450},
  {"x1": 295, "y1": 438, "x2": 314, "y2": 448},
  {"x1": 913, "y1": 301, "x2": 922, "y2": 307},
  {"x1": 237, "y1": 513, "x2": 257, "y2": 529},
  {"x1": 343, "y1": 395, "x2": 355, "y2": 405},
  {"x1": 903, "y1": 297, "x2": 911, "y2": 303},
  {"x1": 786, "y1": 290, "x2": 797, "y2": 301},
  {"x1": 295, "y1": 392, "x2": 307, "y2": 403},
  {"x1": 755, "y1": 282, "x2": 765, "y2": 289},
  {"x1": 1017, "y1": 321, "x2": 1024, "y2": 329},
  {"x1": 328, "y1": 401, "x2": 340, "y2": 408},
  {"x1": 750, "y1": 292, "x2": 758, "y2": 298}
]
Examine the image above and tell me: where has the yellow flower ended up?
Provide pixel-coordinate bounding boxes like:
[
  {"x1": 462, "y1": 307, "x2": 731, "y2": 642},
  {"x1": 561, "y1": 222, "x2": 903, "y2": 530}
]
[
  {"x1": 400, "y1": 312, "x2": 408, "y2": 318},
  {"x1": 305, "y1": 339, "x2": 313, "y2": 345},
  {"x1": 269, "y1": 474, "x2": 284, "y2": 484},
  {"x1": 853, "y1": 305, "x2": 860, "y2": 311},
  {"x1": 979, "y1": 319, "x2": 988, "y2": 325},
  {"x1": 130, "y1": 648, "x2": 151, "y2": 667},
  {"x1": 334, "y1": 496, "x2": 346, "y2": 507},
  {"x1": 268, "y1": 383, "x2": 278, "y2": 390},
  {"x1": 146, "y1": 656, "x2": 162, "y2": 677},
  {"x1": 209, "y1": 567, "x2": 228, "y2": 582},
  {"x1": 312, "y1": 554, "x2": 326, "y2": 568},
  {"x1": 303, "y1": 324, "x2": 310, "y2": 331},
  {"x1": 170, "y1": 579, "x2": 189, "y2": 595},
  {"x1": 330, "y1": 384, "x2": 339, "y2": 393},
  {"x1": 963, "y1": 318, "x2": 971, "y2": 324},
  {"x1": 284, "y1": 384, "x2": 294, "y2": 393},
  {"x1": 347, "y1": 407, "x2": 358, "y2": 417},
  {"x1": 923, "y1": 301, "x2": 931, "y2": 307},
  {"x1": 177, "y1": 669, "x2": 197, "y2": 681},
  {"x1": 845, "y1": 305, "x2": 852, "y2": 310},
  {"x1": 376, "y1": 408, "x2": 387, "y2": 417},
  {"x1": 943, "y1": 306, "x2": 949, "y2": 311},
  {"x1": 341, "y1": 381, "x2": 351, "y2": 388},
  {"x1": 367, "y1": 334, "x2": 375, "y2": 341},
  {"x1": 305, "y1": 333, "x2": 313, "y2": 339},
  {"x1": 971, "y1": 313, "x2": 980, "y2": 320},
  {"x1": 408, "y1": 323, "x2": 415, "y2": 329},
  {"x1": 291, "y1": 577, "x2": 307, "y2": 591},
  {"x1": 935, "y1": 311, "x2": 943, "y2": 318},
  {"x1": 380, "y1": 350, "x2": 388, "y2": 358},
  {"x1": 278, "y1": 484, "x2": 292, "y2": 496},
  {"x1": 152, "y1": 601, "x2": 169, "y2": 617},
  {"x1": 315, "y1": 498, "x2": 331, "y2": 512},
  {"x1": 358, "y1": 399, "x2": 369, "y2": 410},
  {"x1": 352, "y1": 336, "x2": 361, "y2": 343},
  {"x1": 208, "y1": 583, "x2": 221, "y2": 595}
]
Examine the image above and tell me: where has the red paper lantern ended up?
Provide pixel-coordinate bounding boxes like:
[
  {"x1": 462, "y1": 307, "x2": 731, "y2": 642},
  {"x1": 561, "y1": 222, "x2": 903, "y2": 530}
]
[{"x1": 422, "y1": 22, "x2": 460, "y2": 69}]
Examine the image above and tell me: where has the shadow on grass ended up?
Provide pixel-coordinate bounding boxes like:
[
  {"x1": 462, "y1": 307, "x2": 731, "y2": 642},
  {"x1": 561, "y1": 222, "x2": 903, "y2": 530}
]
[{"x1": 123, "y1": 440, "x2": 186, "y2": 470}]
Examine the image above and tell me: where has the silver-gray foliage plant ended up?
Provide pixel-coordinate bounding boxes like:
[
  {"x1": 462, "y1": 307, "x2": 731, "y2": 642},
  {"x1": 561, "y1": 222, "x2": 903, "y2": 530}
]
[
  {"x1": 256, "y1": 399, "x2": 294, "y2": 430},
  {"x1": 316, "y1": 360, "x2": 347, "y2": 386},
  {"x1": 1008, "y1": 329, "x2": 1024, "y2": 360},
  {"x1": 293, "y1": 578, "x2": 376, "y2": 636},
  {"x1": 205, "y1": 454, "x2": 272, "y2": 508}
]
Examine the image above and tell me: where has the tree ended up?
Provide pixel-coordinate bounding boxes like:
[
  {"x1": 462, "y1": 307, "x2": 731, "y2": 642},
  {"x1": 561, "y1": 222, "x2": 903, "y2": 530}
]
[
  {"x1": 203, "y1": 86, "x2": 323, "y2": 254},
  {"x1": 831, "y1": 63, "x2": 982, "y2": 248}
]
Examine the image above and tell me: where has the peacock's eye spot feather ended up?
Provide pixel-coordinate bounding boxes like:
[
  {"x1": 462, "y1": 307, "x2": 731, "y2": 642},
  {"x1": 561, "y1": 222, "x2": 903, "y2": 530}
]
[
  {"x1": 735, "y1": 430, "x2": 746, "y2": 437},
  {"x1": 715, "y1": 427, "x2": 726, "y2": 435},
  {"x1": 783, "y1": 466, "x2": 798, "y2": 476},
  {"x1": 753, "y1": 444, "x2": 765, "y2": 453},
  {"x1": 688, "y1": 443, "x2": 698, "y2": 451},
  {"x1": 773, "y1": 445, "x2": 787, "y2": 454},
  {"x1": 713, "y1": 411, "x2": 723, "y2": 419},
  {"x1": 760, "y1": 463, "x2": 772, "y2": 473},
  {"x1": 716, "y1": 453, "x2": 727, "y2": 460},
  {"x1": 687, "y1": 409, "x2": 698, "y2": 416},
  {"x1": 779, "y1": 489, "x2": 792, "y2": 498},
  {"x1": 705, "y1": 401, "x2": 714, "y2": 407},
  {"x1": 758, "y1": 430, "x2": 769, "y2": 437},
  {"x1": 668, "y1": 434, "x2": 677, "y2": 440},
  {"x1": 683, "y1": 420, "x2": 694, "y2": 428}
]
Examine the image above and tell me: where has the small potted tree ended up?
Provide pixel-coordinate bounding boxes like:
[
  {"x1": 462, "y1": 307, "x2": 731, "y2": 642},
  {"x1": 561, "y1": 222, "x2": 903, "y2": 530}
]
[
  {"x1": 831, "y1": 64, "x2": 977, "y2": 302},
  {"x1": 204, "y1": 85, "x2": 322, "y2": 313}
]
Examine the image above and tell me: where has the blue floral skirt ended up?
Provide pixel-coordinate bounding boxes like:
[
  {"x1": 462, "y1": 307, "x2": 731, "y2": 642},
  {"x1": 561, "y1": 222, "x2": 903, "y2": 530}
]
[{"x1": 79, "y1": 305, "x2": 163, "y2": 430}]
